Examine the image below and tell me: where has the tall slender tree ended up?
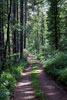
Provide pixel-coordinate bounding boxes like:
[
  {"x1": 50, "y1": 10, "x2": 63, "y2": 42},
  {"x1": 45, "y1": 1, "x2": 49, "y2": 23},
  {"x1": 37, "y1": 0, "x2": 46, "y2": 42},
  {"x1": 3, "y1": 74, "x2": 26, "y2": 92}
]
[
  {"x1": 13, "y1": 0, "x2": 17, "y2": 54},
  {"x1": 24, "y1": 0, "x2": 27, "y2": 49},
  {"x1": 20, "y1": 0, "x2": 24, "y2": 59},
  {"x1": 16, "y1": 0, "x2": 19, "y2": 53},
  {"x1": 47, "y1": 0, "x2": 61, "y2": 50},
  {"x1": 5, "y1": 0, "x2": 12, "y2": 57}
]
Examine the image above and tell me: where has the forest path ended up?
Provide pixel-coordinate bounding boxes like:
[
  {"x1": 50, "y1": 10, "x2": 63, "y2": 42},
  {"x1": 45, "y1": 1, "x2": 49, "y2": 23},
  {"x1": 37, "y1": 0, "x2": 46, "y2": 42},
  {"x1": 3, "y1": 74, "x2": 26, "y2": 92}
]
[
  {"x1": 29, "y1": 53, "x2": 67, "y2": 100},
  {"x1": 12, "y1": 54, "x2": 37, "y2": 100},
  {"x1": 37, "y1": 63, "x2": 67, "y2": 100},
  {"x1": 12, "y1": 53, "x2": 67, "y2": 100}
]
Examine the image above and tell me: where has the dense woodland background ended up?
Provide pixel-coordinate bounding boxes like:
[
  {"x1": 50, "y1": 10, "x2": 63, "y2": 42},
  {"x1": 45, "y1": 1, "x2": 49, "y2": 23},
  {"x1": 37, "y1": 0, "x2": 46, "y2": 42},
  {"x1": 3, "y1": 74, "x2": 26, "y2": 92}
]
[
  {"x1": 0, "y1": 0, "x2": 67, "y2": 100},
  {"x1": 0, "y1": 0, "x2": 67, "y2": 67}
]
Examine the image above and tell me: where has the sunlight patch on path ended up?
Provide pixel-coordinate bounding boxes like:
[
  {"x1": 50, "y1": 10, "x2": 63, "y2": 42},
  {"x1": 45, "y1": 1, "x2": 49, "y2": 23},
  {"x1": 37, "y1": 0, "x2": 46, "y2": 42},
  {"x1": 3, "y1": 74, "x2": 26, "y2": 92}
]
[{"x1": 12, "y1": 64, "x2": 37, "y2": 100}]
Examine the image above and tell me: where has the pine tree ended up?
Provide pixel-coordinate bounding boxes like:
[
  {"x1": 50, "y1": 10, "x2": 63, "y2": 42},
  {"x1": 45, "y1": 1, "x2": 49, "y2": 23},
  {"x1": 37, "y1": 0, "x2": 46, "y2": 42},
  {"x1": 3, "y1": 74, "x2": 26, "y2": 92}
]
[
  {"x1": 13, "y1": 0, "x2": 17, "y2": 54},
  {"x1": 24, "y1": 0, "x2": 27, "y2": 49},
  {"x1": 47, "y1": 0, "x2": 61, "y2": 50},
  {"x1": 20, "y1": 0, "x2": 24, "y2": 59}
]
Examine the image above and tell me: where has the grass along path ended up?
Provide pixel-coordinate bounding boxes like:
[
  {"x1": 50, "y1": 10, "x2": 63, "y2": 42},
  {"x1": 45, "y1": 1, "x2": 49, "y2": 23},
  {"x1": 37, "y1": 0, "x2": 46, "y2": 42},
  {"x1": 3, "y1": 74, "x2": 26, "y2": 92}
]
[
  {"x1": 29, "y1": 53, "x2": 67, "y2": 100},
  {"x1": 11, "y1": 53, "x2": 67, "y2": 100},
  {"x1": 30, "y1": 63, "x2": 46, "y2": 100},
  {"x1": 11, "y1": 54, "x2": 37, "y2": 100}
]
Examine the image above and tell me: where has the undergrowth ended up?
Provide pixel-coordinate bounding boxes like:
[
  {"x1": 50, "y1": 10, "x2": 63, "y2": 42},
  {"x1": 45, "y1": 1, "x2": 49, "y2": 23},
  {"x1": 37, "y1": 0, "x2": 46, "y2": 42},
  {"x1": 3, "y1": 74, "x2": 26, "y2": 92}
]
[
  {"x1": 0, "y1": 57, "x2": 29, "y2": 100},
  {"x1": 30, "y1": 63, "x2": 46, "y2": 100},
  {"x1": 42, "y1": 52, "x2": 67, "y2": 86}
]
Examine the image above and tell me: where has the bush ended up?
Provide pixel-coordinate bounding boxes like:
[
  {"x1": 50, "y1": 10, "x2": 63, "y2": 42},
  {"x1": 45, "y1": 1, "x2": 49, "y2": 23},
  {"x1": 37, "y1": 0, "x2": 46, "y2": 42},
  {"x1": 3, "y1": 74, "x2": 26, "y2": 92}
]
[
  {"x1": 57, "y1": 69, "x2": 67, "y2": 85},
  {"x1": 36, "y1": 54, "x2": 41, "y2": 60},
  {"x1": 10, "y1": 66, "x2": 22, "y2": 81},
  {"x1": 0, "y1": 57, "x2": 28, "y2": 100},
  {"x1": 0, "y1": 72, "x2": 16, "y2": 93},
  {"x1": 0, "y1": 85, "x2": 10, "y2": 100},
  {"x1": 42, "y1": 52, "x2": 67, "y2": 85},
  {"x1": 24, "y1": 49, "x2": 29, "y2": 55},
  {"x1": 43, "y1": 52, "x2": 67, "y2": 71}
]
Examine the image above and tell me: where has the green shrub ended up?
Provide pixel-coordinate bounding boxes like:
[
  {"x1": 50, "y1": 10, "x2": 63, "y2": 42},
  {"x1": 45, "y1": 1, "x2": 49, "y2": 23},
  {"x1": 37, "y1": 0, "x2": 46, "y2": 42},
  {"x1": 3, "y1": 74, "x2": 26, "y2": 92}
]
[
  {"x1": 19, "y1": 58, "x2": 29, "y2": 68},
  {"x1": 0, "y1": 72, "x2": 16, "y2": 92},
  {"x1": 24, "y1": 49, "x2": 29, "y2": 55},
  {"x1": 0, "y1": 85, "x2": 10, "y2": 100},
  {"x1": 36, "y1": 54, "x2": 41, "y2": 60},
  {"x1": 0, "y1": 57, "x2": 28, "y2": 100},
  {"x1": 43, "y1": 52, "x2": 67, "y2": 71},
  {"x1": 57, "y1": 69, "x2": 67, "y2": 85},
  {"x1": 10, "y1": 66, "x2": 22, "y2": 81},
  {"x1": 42, "y1": 52, "x2": 67, "y2": 85}
]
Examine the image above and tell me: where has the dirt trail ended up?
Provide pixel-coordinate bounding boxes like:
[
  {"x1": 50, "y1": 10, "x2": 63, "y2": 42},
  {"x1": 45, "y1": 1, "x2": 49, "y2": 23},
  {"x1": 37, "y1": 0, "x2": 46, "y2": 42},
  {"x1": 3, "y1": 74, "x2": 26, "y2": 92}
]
[
  {"x1": 12, "y1": 54, "x2": 37, "y2": 100},
  {"x1": 29, "y1": 53, "x2": 67, "y2": 100},
  {"x1": 12, "y1": 53, "x2": 67, "y2": 100},
  {"x1": 38, "y1": 63, "x2": 67, "y2": 100}
]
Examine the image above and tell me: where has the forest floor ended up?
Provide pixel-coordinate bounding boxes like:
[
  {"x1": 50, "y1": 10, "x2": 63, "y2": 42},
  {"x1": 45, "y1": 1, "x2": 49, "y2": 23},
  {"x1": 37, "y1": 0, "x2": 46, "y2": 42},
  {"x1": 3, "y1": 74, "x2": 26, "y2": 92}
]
[{"x1": 12, "y1": 53, "x2": 67, "y2": 100}]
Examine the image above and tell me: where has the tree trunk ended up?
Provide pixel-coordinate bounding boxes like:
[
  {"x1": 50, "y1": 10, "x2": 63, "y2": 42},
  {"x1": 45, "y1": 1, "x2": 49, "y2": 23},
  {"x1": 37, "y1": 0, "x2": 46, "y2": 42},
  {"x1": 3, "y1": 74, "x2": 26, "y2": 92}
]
[
  {"x1": 13, "y1": 0, "x2": 17, "y2": 54},
  {"x1": 5, "y1": 0, "x2": 12, "y2": 55},
  {"x1": 1, "y1": 0, "x2": 5, "y2": 70},
  {"x1": 24, "y1": 0, "x2": 27, "y2": 49},
  {"x1": 55, "y1": 0, "x2": 58, "y2": 50},
  {"x1": 16, "y1": 0, "x2": 19, "y2": 53},
  {"x1": 7, "y1": 0, "x2": 10, "y2": 55},
  {"x1": 20, "y1": 0, "x2": 24, "y2": 59}
]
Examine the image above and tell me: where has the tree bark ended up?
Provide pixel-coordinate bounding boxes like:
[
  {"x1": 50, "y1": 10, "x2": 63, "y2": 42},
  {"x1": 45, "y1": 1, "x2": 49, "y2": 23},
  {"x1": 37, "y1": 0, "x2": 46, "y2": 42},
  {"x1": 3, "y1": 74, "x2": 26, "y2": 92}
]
[
  {"x1": 13, "y1": 0, "x2": 17, "y2": 54},
  {"x1": 20, "y1": 0, "x2": 24, "y2": 59},
  {"x1": 54, "y1": 0, "x2": 58, "y2": 50},
  {"x1": 24, "y1": 0, "x2": 27, "y2": 49},
  {"x1": 16, "y1": 0, "x2": 19, "y2": 53}
]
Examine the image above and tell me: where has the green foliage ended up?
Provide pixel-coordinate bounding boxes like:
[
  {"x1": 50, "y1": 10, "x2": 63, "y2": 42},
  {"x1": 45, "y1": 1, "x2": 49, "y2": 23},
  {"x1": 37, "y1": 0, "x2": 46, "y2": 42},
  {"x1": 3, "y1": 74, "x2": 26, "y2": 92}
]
[
  {"x1": 47, "y1": 0, "x2": 61, "y2": 49},
  {"x1": 0, "y1": 58, "x2": 28, "y2": 100},
  {"x1": 57, "y1": 69, "x2": 67, "y2": 85},
  {"x1": 31, "y1": 63, "x2": 46, "y2": 100},
  {"x1": 23, "y1": 49, "x2": 29, "y2": 55},
  {"x1": 42, "y1": 52, "x2": 67, "y2": 85},
  {"x1": 0, "y1": 72, "x2": 16, "y2": 93},
  {"x1": 10, "y1": 66, "x2": 22, "y2": 81},
  {"x1": 36, "y1": 54, "x2": 41, "y2": 60},
  {"x1": 43, "y1": 52, "x2": 67, "y2": 70},
  {"x1": 0, "y1": 85, "x2": 10, "y2": 100}
]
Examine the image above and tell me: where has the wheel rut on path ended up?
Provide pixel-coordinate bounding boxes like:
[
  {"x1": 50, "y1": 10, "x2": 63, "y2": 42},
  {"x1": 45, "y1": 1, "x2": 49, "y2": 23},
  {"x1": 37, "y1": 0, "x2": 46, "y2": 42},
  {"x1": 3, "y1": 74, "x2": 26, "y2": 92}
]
[
  {"x1": 28, "y1": 54, "x2": 67, "y2": 100},
  {"x1": 12, "y1": 53, "x2": 67, "y2": 100}
]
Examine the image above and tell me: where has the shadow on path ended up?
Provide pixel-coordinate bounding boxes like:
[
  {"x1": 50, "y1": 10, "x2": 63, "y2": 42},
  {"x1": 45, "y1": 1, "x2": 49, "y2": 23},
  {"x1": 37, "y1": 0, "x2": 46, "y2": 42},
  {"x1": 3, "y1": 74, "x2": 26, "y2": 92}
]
[
  {"x1": 29, "y1": 53, "x2": 67, "y2": 100},
  {"x1": 12, "y1": 54, "x2": 37, "y2": 100},
  {"x1": 38, "y1": 64, "x2": 67, "y2": 100},
  {"x1": 12, "y1": 53, "x2": 67, "y2": 100}
]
